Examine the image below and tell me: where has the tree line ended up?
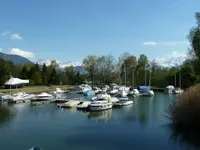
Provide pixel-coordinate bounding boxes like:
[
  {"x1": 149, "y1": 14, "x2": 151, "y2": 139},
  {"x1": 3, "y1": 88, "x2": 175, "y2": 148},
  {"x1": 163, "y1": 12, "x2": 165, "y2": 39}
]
[
  {"x1": 0, "y1": 60, "x2": 85, "y2": 87},
  {"x1": 0, "y1": 12, "x2": 199, "y2": 89}
]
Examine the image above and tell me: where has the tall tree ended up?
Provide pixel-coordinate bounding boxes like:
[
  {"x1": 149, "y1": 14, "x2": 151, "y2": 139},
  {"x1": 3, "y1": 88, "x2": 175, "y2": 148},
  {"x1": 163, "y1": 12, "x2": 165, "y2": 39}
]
[
  {"x1": 136, "y1": 54, "x2": 149, "y2": 86},
  {"x1": 50, "y1": 68, "x2": 59, "y2": 85},
  {"x1": 123, "y1": 55, "x2": 137, "y2": 86},
  {"x1": 83, "y1": 55, "x2": 98, "y2": 87},
  {"x1": 42, "y1": 63, "x2": 48, "y2": 85},
  {"x1": 188, "y1": 12, "x2": 200, "y2": 75}
]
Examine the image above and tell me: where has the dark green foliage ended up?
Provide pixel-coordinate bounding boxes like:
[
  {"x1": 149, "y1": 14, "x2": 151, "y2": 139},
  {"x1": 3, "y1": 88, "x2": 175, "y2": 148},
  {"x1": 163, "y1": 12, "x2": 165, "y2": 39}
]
[{"x1": 0, "y1": 58, "x2": 85, "y2": 87}]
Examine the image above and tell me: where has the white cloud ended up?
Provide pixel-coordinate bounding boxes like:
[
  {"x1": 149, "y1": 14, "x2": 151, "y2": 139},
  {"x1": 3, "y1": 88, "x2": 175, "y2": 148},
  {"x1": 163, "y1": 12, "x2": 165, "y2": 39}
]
[
  {"x1": 9, "y1": 48, "x2": 35, "y2": 58},
  {"x1": 0, "y1": 48, "x2": 2, "y2": 52},
  {"x1": 143, "y1": 42, "x2": 157, "y2": 46},
  {"x1": 155, "y1": 50, "x2": 187, "y2": 67},
  {"x1": 1, "y1": 31, "x2": 10, "y2": 36},
  {"x1": 11, "y1": 34, "x2": 23, "y2": 40},
  {"x1": 160, "y1": 41, "x2": 189, "y2": 46},
  {"x1": 142, "y1": 41, "x2": 189, "y2": 46}
]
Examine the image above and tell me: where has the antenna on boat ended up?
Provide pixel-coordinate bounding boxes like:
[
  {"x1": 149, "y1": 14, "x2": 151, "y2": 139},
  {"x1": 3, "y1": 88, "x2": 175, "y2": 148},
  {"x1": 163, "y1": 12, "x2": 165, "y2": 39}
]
[{"x1": 10, "y1": 72, "x2": 11, "y2": 95}]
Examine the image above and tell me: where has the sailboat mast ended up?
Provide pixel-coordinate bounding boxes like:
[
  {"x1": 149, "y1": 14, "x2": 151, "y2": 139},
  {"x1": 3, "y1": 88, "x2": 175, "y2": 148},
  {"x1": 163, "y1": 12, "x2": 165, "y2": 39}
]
[
  {"x1": 145, "y1": 62, "x2": 146, "y2": 86},
  {"x1": 132, "y1": 67, "x2": 134, "y2": 88},
  {"x1": 179, "y1": 68, "x2": 181, "y2": 88},
  {"x1": 124, "y1": 63, "x2": 126, "y2": 86},
  {"x1": 10, "y1": 72, "x2": 11, "y2": 95}
]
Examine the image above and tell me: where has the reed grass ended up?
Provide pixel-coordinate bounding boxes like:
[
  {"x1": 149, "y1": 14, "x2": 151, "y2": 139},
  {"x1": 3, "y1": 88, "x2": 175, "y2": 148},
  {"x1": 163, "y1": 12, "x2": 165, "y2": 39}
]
[{"x1": 168, "y1": 84, "x2": 200, "y2": 129}]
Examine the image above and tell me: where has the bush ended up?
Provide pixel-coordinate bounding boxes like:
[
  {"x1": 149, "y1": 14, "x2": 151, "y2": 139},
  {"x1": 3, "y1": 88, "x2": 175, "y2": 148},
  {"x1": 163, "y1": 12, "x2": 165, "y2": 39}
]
[{"x1": 168, "y1": 84, "x2": 200, "y2": 129}]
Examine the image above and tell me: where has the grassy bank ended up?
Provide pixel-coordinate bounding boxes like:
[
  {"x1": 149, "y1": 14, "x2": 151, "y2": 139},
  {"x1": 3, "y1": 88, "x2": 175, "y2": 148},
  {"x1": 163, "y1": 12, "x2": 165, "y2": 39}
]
[{"x1": 0, "y1": 85, "x2": 73, "y2": 94}]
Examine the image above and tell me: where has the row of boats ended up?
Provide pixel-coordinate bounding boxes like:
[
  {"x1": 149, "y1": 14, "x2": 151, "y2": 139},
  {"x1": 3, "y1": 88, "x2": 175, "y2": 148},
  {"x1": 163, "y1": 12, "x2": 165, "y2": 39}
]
[
  {"x1": 58, "y1": 93, "x2": 133, "y2": 111},
  {"x1": 73, "y1": 84, "x2": 155, "y2": 97},
  {"x1": 0, "y1": 87, "x2": 135, "y2": 111},
  {"x1": 164, "y1": 85, "x2": 184, "y2": 94}
]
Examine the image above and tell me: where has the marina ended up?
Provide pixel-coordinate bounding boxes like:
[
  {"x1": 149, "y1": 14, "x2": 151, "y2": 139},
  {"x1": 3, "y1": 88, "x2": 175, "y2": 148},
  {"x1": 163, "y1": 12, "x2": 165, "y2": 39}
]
[{"x1": 0, "y1": 92, "x2": 190, "y2": 150}]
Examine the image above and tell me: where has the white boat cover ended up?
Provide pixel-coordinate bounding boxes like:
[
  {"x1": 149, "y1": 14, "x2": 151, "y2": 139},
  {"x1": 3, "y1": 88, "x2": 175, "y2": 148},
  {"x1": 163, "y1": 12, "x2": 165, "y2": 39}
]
[
  {"x1": 166, "y1": 85, "x2": 175, "y2": 89},
  {"x1": 5, "y1": 77, "x2": 29, "y2": 85},
  {"x1": 37, "y1": 92, "x2": 53, "y2": 97}
]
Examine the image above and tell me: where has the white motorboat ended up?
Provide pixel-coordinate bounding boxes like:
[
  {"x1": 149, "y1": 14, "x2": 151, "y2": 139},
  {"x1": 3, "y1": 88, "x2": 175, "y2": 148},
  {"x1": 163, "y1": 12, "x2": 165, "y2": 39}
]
[
  {"x1": 89, "y1": 94, "x2": 112, "y2": 111},
  {"x1": 93, "y1": 87, "x2": 102, "y2": 94},
  {"x1": 174, "y1": 87, "x2": 184, "y2": 94},
  {"x1": 23, "y1": 93, "x2": 36, "y2": 101},
  {"x1": 28, "y1": 146, "x2": 42, "y2": 150},
  {"x1": 164, "y1": 85, "x2": 175, "y2": 94},
  {"x1": 33, "y1": 92, "x2": 54, "y2": 101},
  {"x1": 114, "y1": 96, "x2": 133, "y2": 107},
  {"x1": 58, "y1": 100, "x2": 81, "y2": 108},
  {"x1": 92, "y1": 93, "x2": 119, "y2": 104},
  {"x1": 0, "y1": 93, "x2": 13, "y2": 101},
  {"x1": 78, "y1": 84, "x2": 92, "y2": 93},
  {"x1": 101, "y1": 85, "x2": 110, "y2": 93},
  {"x1": 118, "y1": 86, "x2": 130, "y2": 92},
  {"x1": 108, "y1": 89, "x2": 118, "y2": 95},
  {"x1": 118, "y1": 90, "x2": 128, "y2": 97},
  {"x1": 51, "y1": 88, "x2": 65, "y2": 94},
  {"x1": 77, "y1": 101, "x2": 91, "y2": 110},
  {"x1": 7, "y1": 92, "x2": 24, "y2": 103},
  {"x1": 142, "y1": 90, "x2": 154, "y2": 97},
  {"x1": 7, "y1": 92, "x2": 35, "y2": 103}
]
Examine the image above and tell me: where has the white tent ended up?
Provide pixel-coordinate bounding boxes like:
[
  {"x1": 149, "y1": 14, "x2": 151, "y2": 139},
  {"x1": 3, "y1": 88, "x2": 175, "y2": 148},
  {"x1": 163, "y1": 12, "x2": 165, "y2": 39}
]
[{"x1": 5, "y1": 76, "x2": 29, "y2": 86}]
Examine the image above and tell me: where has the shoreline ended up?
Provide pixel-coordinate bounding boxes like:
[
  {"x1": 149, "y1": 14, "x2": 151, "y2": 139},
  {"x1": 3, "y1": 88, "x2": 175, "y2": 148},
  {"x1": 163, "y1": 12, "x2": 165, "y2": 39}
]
[{"x1": 0, "y1": 85, "x2": 72, "y2": 94}]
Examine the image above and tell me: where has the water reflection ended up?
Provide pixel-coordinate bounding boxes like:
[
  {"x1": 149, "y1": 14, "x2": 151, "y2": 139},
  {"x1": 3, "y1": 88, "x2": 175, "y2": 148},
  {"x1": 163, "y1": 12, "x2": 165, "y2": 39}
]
[
  {"x1": 166, "y1": 124, "x2": 200, "y2": 150},
  {"x1": 0, "y1": 104, "x2": 14, "y2": 126},
  {"x1": 88, "y1": 109, "x2": 112, "y2": 122}
]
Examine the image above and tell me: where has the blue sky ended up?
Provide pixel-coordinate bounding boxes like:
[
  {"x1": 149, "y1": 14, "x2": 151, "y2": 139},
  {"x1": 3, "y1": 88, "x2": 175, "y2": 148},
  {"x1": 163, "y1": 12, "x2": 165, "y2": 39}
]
[{"x1": 0, "y1": 0, "x2": 200, "y2": 64}]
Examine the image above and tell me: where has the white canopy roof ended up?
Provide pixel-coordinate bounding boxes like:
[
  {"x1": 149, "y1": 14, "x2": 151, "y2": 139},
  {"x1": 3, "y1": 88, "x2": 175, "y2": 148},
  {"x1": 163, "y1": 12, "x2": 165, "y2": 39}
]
[
  {"x1": 5, "y1": 77, "x2": 29, "y2": 86},
  {"x1": 166, "y1": 85, "x2": 175, "y2": 89},
  {"x1": 37, "y1": 92, "x2": 53, "y2": 97}
]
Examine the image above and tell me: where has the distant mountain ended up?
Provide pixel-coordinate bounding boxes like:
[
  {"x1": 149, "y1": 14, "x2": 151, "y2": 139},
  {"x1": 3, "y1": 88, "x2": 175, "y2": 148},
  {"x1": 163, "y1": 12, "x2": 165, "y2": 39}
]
[
  {"x1": 36, "y1": 59, "x2": 87, "y2": 74},
  {"x1": 0, "y1": 52, "x2": 32, "y2": 65}
]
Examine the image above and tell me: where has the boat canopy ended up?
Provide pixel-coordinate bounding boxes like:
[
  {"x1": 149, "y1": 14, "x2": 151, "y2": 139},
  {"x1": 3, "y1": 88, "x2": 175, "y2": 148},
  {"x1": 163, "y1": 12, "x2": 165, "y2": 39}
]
[
  {"x1": 5, "y1": 76, "x2": 29, "y2": 86},
  {"x1": 137, "y1": 86, "x2": 150, "y2": 91},
  {"x1": 37, "y1": 92, "x2": 52, "y2": 97},
  {"x1": 165, "y1": 85, "x2": 175, "y2": 89}
]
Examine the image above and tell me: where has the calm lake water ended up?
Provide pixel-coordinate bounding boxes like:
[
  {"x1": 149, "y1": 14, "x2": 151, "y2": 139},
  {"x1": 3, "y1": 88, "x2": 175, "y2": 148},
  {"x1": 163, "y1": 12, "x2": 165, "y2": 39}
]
[{"x1": 0, "y1": 92, "x2": 198, "y2": 150}]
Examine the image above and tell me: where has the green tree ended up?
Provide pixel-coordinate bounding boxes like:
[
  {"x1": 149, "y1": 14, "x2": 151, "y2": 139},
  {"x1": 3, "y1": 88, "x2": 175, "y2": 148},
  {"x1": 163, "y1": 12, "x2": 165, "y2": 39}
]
[
  {"x1": 136, "y1": 54, "x2": 149, "y2": 86},
  {"x1": 65, "y1": 65, "x2": 74, "y2": 85},
  {"x1": 83, "y1": 55, "x2": 98, "y2": 87},
  {"x1": 32, "y1": 71, "x2": 42, "y2": 85},
  {"x1": 188, "y1": 12, "x2": 200, "y2": 75},
  {"x1": 49, "y1": 68, "x2": 59, "y2": 84},
  {"x1": 41, "y1": 63, "x2": 48, "y2": 85},
  {"x1": 123, "y1": 55, "x2": 137, "y2": 86}
]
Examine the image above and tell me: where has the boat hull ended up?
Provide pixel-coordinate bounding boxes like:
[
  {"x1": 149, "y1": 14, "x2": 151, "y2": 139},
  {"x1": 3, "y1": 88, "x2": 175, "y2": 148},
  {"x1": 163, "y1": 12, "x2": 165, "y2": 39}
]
[
  {"x1": 114, "y1": 101, "x2": 133, "y2": 107},
  {"x1": 89, "y1": 103, "x2": 112, "y2": 111}
]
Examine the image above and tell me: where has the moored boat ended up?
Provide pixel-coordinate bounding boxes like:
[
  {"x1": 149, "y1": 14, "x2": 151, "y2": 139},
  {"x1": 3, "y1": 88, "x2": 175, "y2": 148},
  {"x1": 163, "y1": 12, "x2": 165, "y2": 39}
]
[
  {"x1": 83, "y1": 90, "x2": 95, "y2": 96},
  {"x1": 174, "y1": 87, "x2": 184, "y2": 94},
  {"x1": 32, "y1": 92, "x2": 55, "y2": 101},
  {"x1": 114, "y1": 96, "x2": 133, "y2": 107},
  {"x1": 58, "y1": 99, "x2": 81, "y2": 108},
  {"x1": 89, "y1": 94, "x2": 112, "y2": 111},
  {"x1": 77, "y1": 101, "x2": 91, "y2": 110},
  {"x1": 164, "y1": 85, "x2": 175, "y2": 94},
  {"x1": 28, "y1": 146, "x2": 42, "y2": 150}
]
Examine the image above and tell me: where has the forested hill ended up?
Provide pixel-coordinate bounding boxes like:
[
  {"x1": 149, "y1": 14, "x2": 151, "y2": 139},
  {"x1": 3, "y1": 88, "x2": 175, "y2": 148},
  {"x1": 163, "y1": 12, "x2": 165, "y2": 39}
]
[{"x1": 0, "y1": 52, "x2": 32, "y2": 65}]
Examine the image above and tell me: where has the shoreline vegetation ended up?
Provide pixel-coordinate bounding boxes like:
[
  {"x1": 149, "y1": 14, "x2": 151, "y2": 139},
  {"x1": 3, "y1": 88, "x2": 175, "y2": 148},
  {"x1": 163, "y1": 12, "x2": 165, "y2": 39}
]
[{"x1": 167, "y1": 13, "x2": 200, "y2": 132}]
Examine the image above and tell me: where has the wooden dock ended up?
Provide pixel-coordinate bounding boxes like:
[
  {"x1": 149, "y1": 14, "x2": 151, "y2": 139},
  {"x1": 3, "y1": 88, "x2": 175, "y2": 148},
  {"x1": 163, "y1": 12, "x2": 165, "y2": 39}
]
[{"x1": 151, "y1": 88, "x2": 164, "y2": 92}]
